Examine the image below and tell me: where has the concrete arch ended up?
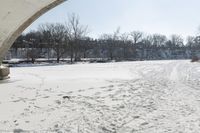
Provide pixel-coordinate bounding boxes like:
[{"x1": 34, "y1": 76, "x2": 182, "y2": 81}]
[{"x1": 0, "y1": 0, "x2": 66, "y2": 61}]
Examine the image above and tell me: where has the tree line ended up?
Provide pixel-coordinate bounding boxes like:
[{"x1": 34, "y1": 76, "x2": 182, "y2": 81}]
[{"x1": 10, "y1": 13, "x2": 200, "y2": 63}]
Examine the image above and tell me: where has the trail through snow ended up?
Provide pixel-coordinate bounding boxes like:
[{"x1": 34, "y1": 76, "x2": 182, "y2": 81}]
[{"x1": 0, "y1": 60, "x2": 200, "y2": 132}]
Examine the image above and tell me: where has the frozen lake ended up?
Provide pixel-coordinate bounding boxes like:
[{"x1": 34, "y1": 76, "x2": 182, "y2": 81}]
[{"x1": 1, "y1": 60, "x2": 200, "y2": 132}]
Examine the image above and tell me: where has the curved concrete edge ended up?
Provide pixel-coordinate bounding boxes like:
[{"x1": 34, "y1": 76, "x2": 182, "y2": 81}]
[{"x1": 0, "y1": 0, "x2": 66, "y2": 62}]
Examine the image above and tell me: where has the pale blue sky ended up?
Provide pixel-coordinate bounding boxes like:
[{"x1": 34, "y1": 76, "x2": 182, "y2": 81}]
[{"x1": 25, "y1": 0, "x2": 200, "y2": 39}]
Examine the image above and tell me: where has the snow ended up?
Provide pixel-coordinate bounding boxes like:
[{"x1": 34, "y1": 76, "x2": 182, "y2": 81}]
[
  {"x1": 0, "y1": 60, "x2": 200, "y2": 132},
  {"x1": 0, "y1": 65, "x2": 6, "y2": 69}
]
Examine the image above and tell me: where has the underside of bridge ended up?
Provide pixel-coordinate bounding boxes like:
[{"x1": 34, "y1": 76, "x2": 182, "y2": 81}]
[{"x1": 0, "y1": 0, "x2": 66, "y2": 79}]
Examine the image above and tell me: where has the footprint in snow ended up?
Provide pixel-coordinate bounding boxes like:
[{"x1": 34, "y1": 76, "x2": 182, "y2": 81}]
[
  {"x1": 78, "y1": 89, "x2": 85, "y2": 92},
  {"x1": 43, "y1": 96, "x2": 49, "y2": 99},
  {"x1": 140, "y1": 122, "x2": 149, "y2": 126},
  {"x1": 67, "y1": 91, "x2": 73, "y2": 94},
  {"x1": 108, "y1": 85, "x2": 114, "y2": 88},
  {"x1": 94, "y1": 92, "x2": 101, "y2": 96},
  {"x1": 25, "y1": 121, "x2": 30, "y2": 123},
  {"x1": 63, "y1": 96, "x2": 71, "y2": 100},
  {"x1": 55, "y1": 100, "x2": 62, "y2": 105},
  {"x1": 105, "y1": 88, "x2": 114, "y2": 92}
]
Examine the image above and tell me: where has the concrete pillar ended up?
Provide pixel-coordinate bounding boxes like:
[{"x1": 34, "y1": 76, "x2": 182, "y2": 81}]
[{"x1": 0, "y1": 65, "x2": 10, "y2": 80}]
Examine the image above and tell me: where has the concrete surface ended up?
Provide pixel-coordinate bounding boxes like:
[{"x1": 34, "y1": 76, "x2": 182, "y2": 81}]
[{"x1": 0, "y1": 66, "x2": 10, "y2": 80}]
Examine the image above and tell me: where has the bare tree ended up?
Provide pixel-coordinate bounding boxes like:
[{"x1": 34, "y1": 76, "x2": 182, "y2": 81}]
[
  {"x1": 22, "y1": 31, "x2": 41, "y2": 63},
  {"x1": 130, "y1": 31, "x2": 143, "y2": 44},
  {"x1": 170, "y1": 34, "x2": 184, "y2": 47},
  {"x1": 142, "y1": 35, "x2": 153, "y2": 47},
  {"x1": 27, "y1": 49, "x2": 38, "y2": 63},
  {"x1": 100, "y1": 27, "x2": 121, "y2": 60},
  {"x1": 38, "y1": 23, "x2": 52, "y2": 60},
  {"x1": 152, "y1": 34, "x2": 167, "y2": 47},
  {"x1": 38, "y1": 23, "x2": 67, "y2": 63},
  {"x1": 66, "y1": 13, "x2": 89, "y2": 63},
  {"x1": 120, "y1": 33, "x2": 130, "y2": 59},
  {"x1": 186, "y1": 36, "x2": 195, "y2": 47},
  {"x1": 100, "y1": 33, "x2": 113, "y2": 60}
]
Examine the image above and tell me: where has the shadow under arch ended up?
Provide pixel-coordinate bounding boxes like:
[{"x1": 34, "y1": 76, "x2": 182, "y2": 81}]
[{"x1": 0, "y1": 0, "x2": 66, "y2": 61}]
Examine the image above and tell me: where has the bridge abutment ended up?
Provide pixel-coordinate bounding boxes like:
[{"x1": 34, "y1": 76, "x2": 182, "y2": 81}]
[{"x1": 0, "y1": 65, "x2": 10, "y2": 80}]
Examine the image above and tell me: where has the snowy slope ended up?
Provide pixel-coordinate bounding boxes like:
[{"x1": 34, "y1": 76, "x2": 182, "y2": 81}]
[{"x1": 0, "y1": 60, "x2": 200, "y2": 132}]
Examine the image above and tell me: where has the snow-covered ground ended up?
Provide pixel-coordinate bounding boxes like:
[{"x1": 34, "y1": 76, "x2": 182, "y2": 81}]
[{"x1": 1, "y1": 60, "x2": 200, "y2": 132}]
